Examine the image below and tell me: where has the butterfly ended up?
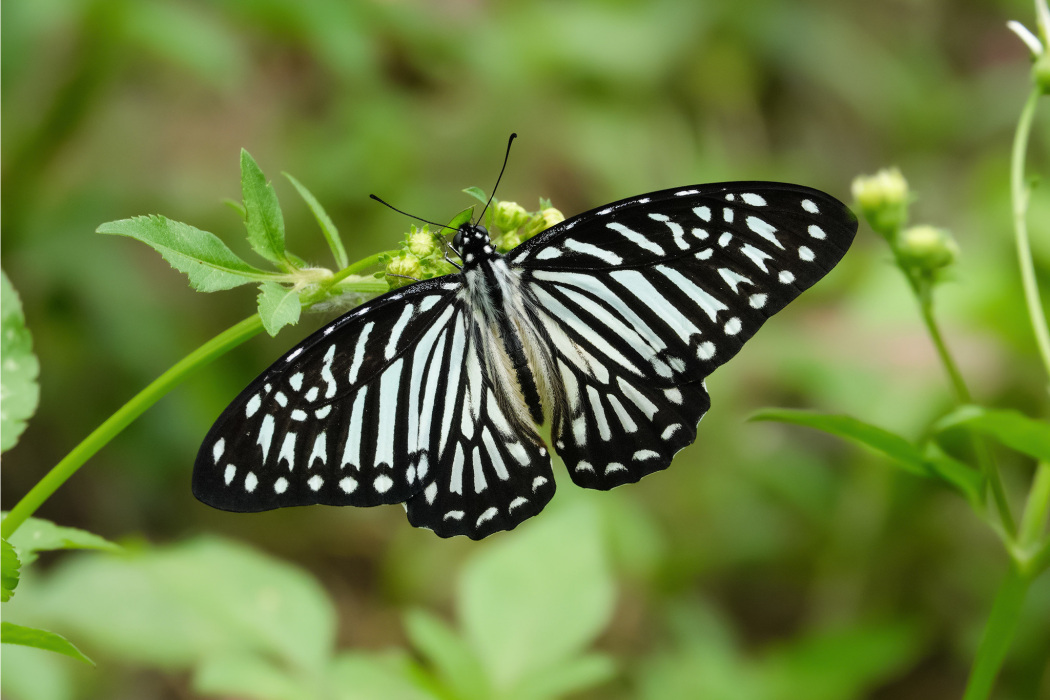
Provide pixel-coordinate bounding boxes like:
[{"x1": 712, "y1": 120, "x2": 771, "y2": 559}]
[{"x1": 193, "y1": 160, "x2": 857, "y2": 539}]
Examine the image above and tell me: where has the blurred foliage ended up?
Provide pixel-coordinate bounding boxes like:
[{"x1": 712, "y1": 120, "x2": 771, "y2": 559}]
[{"x1": 2, "y1": 0, "x2": 1049, "y2": 698}]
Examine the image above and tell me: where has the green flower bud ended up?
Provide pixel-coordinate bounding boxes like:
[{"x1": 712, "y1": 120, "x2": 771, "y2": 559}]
[
  {"x1": 407, "y1": 226, "x2": 437, "y2": 257},
  {"x1": 386, "y1": 254, "x2": 423, "y2": 288},
  {"x1": 898, "y1": 225, "x2": 959, "y2": 273},
  {"x1": 1035, "y1": 51, "x2": 1050, "y2": 94},
  {"x1": 494, "y1": 231, "x2": 524, "y2": 253},
  {"x1": 524, "y1": 207, "x2": 565, "y2": 238},
  {"x1": 492, "y1": 201, "x2": 530, "y2": 232},
  {"x1": 851, "y1": 168, "x2": 909, "y2": 237}
]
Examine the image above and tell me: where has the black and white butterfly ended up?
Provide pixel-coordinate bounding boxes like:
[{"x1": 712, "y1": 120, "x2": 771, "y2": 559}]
[{"x1": 194, "y1": 168, "x2": 857, "y2": 539}]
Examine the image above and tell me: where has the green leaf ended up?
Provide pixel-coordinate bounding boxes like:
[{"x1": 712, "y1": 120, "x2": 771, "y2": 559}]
[
  {"x1": 462, "y1": 187, "x2": 488, "y2": 205},
  {"x1": 257, "y1": 283, "x2": 302, "y2": 337},
  {"x1": 1, "y1": 623, "x2": 94, "y2": 666},
  {"x1": 2, "y1": 539, "x2": 20, "y2": 601},
  {"x1": 508, "y1": 653, "x2": 615, "y2": 700},
  {"x1": 329, "y1": 651, "x2": 437, "y2": 700},
  {"x1": 762, "y1": 621, "x2": 923, "y2": 700},
  {"x1": 97, "y1": 215, "x2": 282, "y2": 292},
  {"x1": 241, "y1": 149, "x2": 289, "y2": 267},
  {"x1": 5, "y1": 516, "x2": 122, "y2": 567},
  {"x1": 459, "y1": 500, "x2": 615, "y2": 693},
  {"x1": 0, "y1": 270, "x2": 40, "y2": 452},
  {"x1": 935, "y1": 405, "x2": 1050, "y2": 462},
  {"x1": 921, "y1": 443, "x2": 985, "y2": 508},
  {"x1": 751, "y1": 409, "x2": 930, "y2": 477},
  {"x1": 404, "y1": 609, "x2": 488, "y2": 700},
  {"x1": 193, "y1": 653, "x2": 304, "y2": 700},
  {"x1": 1, "y1": 641, "x2": 76, "y2": 700},
  {"x1": 23, "y1": 537, "x2": 335, "y2": 670},
  {"x1": 538, "y1": 197, "x2": 552, "y2": 210},
  {"x1": 751, "y1": 409, "x2": 984, "y2": 501},
  {"x1": 284, "y1": 172, "x2": 348, "y2": 269},
  {"x1": 445, "y1": 206, "x2": 475, "y2": 234},
  {"x1": 224, "y1": 198, "x2": 248, "y2": 220}
]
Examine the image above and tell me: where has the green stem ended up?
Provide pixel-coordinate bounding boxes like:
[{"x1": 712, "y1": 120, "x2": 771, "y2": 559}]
[
  {"x1": 962, "y1": 564, "x2": 1032, "y2": 700},
  {"x1": 913, "y1": 277, "x2": 1016, "y2": 538},
  {"x1": 1010, "y1": 87, "x2": 1050, "y2": 383},
  {"x1": 1016, "y1": 462, "x2": 1050, "y2": 576},
  {"x1": 1, "y1": 315, "x2": 265, "y2": 540}
]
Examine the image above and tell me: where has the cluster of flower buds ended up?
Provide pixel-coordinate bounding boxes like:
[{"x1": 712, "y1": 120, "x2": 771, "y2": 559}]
[
  {"x1": 852, "y1": 167, "x2": 959, "y2": 280},
  {"x1": 488, "y1": 198, "x2": 565, "y2": 253},
  {"x1": 382, "y1": 197, "x2": 564, "y2": 287}
]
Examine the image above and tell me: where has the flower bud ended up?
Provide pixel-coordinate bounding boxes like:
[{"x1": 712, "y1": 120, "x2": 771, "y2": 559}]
[
  {"x1": 407, "y1": 226, "x2": 437, "y2": 257},
  {"x1": 492, "y1": 201, "x2": 530, "y2": 232},
  {"x1": 494, "y1": 231, "x2": 524, "y2": 253},
  {"x1": 525, "y1": 207, "x2": 566, "y2": 238},
  {"x1": 898, "y1": 225, "x2": 959, "y2": 273},
  {"x1": 851, "y1": 168, "x2": 909, "y2": 236},
  {"x1": 386, "y1": 254, "x2": 423, "y2": 288}
]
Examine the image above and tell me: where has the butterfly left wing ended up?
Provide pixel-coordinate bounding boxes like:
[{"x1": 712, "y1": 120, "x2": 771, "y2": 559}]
[{"x1": 510, "y1": 182, "x2": 857, "y2": 489}]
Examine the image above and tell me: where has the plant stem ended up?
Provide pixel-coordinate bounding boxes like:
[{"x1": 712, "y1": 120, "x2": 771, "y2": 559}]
[
  {"x1": 0, "y1": 315, "x2": 264, "y2": 540},
  {"x1": 1010, "y1": 87, "x2": 1050, "y2": 383},
  {"x1": 913, "y1": 279, "x2": 1016, "y2": 538},
  {"x1": 962, "y1": 564, "x2": 1031, "y2": 700},
  {"x1": 1017, "y1": 462, "x2": 1050, "y2": 573}
]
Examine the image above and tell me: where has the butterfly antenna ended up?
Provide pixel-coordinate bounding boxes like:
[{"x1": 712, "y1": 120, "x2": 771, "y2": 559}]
[
  {"x1": 477, "y1": 132, "x2": 517, "y2": 225},
  {"x1": 369, "y1": 194, "x2": 455, "y2": 233}
]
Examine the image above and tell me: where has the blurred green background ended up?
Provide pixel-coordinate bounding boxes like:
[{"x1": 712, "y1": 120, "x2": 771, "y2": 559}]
[{"x1": 2, "y1": 0, "x2": 1049, "y2": 698}]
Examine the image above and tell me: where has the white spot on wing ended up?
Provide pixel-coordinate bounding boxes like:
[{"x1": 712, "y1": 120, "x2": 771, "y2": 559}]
[
  {"x1": 802, "y1": 199, "x2": 819, "y2": 213},
  {"x1": 308, "y1": 474, "x2": 323, "y2": 491},
  {"x1": 746, "y1": 216, "x2": 783, "y2": 249},
  {"x1": 509, "y1": 497, "x2": 528, "y2": 511},
  {"x1": 244, "y1": 472, "x2": 258, "y2": 492},
  {"x1": 741, "y1": 192, "x2": 767, "y2": 206},
  {"x1": 724, "y1": 317, "x2": 742, "y2": 335},
  {"x1": 808, "y1": 224, "x2": 826, "y2": 239},
  {"x1": 605, "y1": 463, "x2": 627, "y2": 475},
  {"x1": 275, "y1": 477, "x2": 289, "y2": 494},
  {"x1": 749, "y1": 293, "x2": 768, "y2": 309},
  {"x1": 723, "y1": 208, "x2": 734, "y2": 223},
  {"x1": 536, "y1": 248, "x2": 562, "y2": 260},
  {"x1": 339, "y1": 477, "x2": 357, "y2": 493},
  {"x1": 476, "y1": 507, "x2": 498, "y2": 527},
  {"x1": 676, "y1": 189, "x2": 699, "y2": 196},
  {"x1": 779, "y1": 270, "x2": 796, "y2": 284},
  {"x1": 444, "y1": 511, "x2": 464, "y2": 521},
  {"x1": 224, "y1": 464, "x2": 236, "y2": 485},
  {"x1": 532, "y1": 476, "x2": 548, "y2": 491},
  {"x1": 213, "y1": 438, "x2": 225, "y2": 463},
  {"x1": 799, "y1": 246, "x2": 815, "y2": 261},
  {"x1": 258, "y1": 414, "x2": 275, "y2": 460},
  {"x1": 697, "y1": 342, "x2": 716, "y2": 360},
  {"x1": 245, "y1": 394, "x2": 261, "y2": 417},
  {"x1": 634, "y1": 449, "x2": 660, "y2": 461},
  {"x1": 374, "y1": 475, "x2": 394, "y2": 493},
  {"x1": 290, "y1": 373, "x2": 304, "y2": 391}
]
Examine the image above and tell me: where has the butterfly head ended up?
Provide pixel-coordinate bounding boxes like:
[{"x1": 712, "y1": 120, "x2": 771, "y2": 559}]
[{"x1": 453, "y1": 223, "x2": 498, "y2": 267}]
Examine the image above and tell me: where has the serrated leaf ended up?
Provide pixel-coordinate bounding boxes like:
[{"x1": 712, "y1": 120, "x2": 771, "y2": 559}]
[
  {"x1": 462, "y1": 187, "x2": 488, "y2": 205},
  {"x1": 97, "y1": 216, "x2": 281, "y2": 292},
  {"x1": 241, "y1": 149, "x2": 289, "y2": 267},
  {"x1": 257, "y1": 283, "x2": 302, "y2": 337},
  {"x1": 5, "y1": 516, "x2": 122, "y2": 567},
  {"x1": 751, "y1": 409, "x2": 929, "y2": 477},
  {"x1": 1, "y1": 623, "x2": 94, "y2": 666},
  {"x1": 2, "y1": 539, "x2": 20, "y2": 601},
  {"x1": 935, "y1": 405, "x2": 1050, "y2": 462},
  {"x1": 284, "y1": 172, "x2": 348, "y2": 269},
  {"x1": 404, "y1": 609, "x2": 488, "y2": 700},
  {"x1": 0, "y1": 270, "x2": 40, "y2": 452}
]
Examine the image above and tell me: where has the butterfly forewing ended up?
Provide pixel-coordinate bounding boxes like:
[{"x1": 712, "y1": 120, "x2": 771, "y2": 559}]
[{"x1": 516, "y1": 182, "x2": 856, "y2": 483}]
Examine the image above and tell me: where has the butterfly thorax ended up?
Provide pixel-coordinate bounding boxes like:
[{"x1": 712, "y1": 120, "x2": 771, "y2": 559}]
[{"x1": 454, "y1": 223, "x2": 548, "y2": 429}]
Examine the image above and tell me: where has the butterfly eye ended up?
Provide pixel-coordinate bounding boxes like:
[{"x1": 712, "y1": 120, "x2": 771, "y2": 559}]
[{"x1": 453, "y1": 225, "x2": 468, "y2": 251}]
